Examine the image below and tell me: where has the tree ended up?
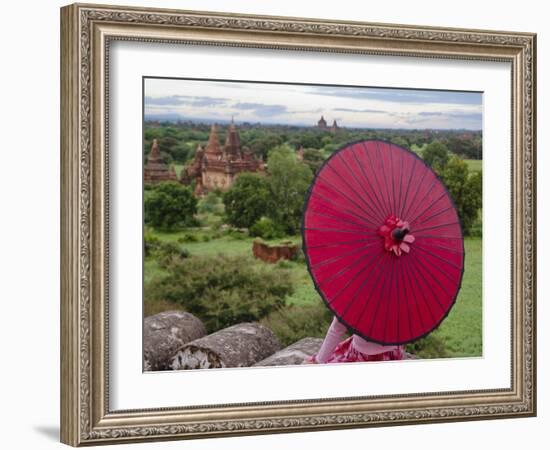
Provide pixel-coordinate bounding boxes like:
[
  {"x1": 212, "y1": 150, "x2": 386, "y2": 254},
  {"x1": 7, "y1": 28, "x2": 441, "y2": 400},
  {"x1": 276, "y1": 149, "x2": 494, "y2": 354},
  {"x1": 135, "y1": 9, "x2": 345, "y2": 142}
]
[
  {"x1": 422, "y1": 141, "x2": 450, "y2": 173},
  {"x1": 267, "y1": 145, "x2": 313, "y2": 235},
  {"x1": 144, "y1": 182, "x2": 197, "y2": 231},
  {"x1": 390, "y1": 136, "x2": 409, "y2": 148},
  {"x1": 223, "y1": 173, "x2": 271, "y2": 228},
  {"x1": 302, "y1": 148, "x2": 325, "y2": 174},
  {"x1": 294, "y1": 131, "x2": 324, "y2": 149},
  {"x1": 247, "y1": 133, "x2": 284, "y2": 160},
  {"x1": 441, "y1": 156, "x2": 482, "y2": 235},
  {"x1": 446, "y1": 135, "x2": 482, "y2": 160}
]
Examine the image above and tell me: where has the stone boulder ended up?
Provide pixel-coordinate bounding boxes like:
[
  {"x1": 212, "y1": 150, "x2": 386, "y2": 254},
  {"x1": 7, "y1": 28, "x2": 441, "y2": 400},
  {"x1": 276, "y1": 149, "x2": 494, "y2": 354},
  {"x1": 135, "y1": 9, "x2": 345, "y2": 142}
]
[
  {"x1": 143, "y1": 311, "x2": 207, "y2": 371},
  {"x1": 171, "y1": 322, "x2": 281, "y2": 370},
  {"x1": 254, "y1": 337, "x2": 323, "y2": 367}
]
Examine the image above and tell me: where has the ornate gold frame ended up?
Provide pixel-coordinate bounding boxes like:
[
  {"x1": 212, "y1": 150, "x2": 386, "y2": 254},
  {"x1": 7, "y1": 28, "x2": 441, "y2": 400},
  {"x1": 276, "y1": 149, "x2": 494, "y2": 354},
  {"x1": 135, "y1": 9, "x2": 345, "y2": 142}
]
[{"x1": 60, "y1": 3, "x2": 536, "y2": 446}]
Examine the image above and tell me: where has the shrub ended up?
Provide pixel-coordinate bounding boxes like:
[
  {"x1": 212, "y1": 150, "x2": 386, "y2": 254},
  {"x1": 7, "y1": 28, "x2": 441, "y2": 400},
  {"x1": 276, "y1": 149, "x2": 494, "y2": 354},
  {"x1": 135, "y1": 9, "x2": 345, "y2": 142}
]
[
  {"x1": 155, "y1": 242, "x2": 189, "y2": 268},
  {"x1": 276, "y1": 259, "x2": 293, "y2": 270},
  {"x1": 144, "y1": 231, "x2": 189, "y2": 266},
  {"x1": 261, "y1": 303, "x2": 333, "y2": 347},
  {"x1": 223, "y1": 228, "x2": 247, "y2": 240},
  {"x1": 145, "y1": 255, "x2": 293, "y2": 333},
  {"x1": 144, "y1": 230, "x2": 161, "y2": 258},
  {"x1": 156, "y1": 241, "x2": 187, "y2": 257},
  {"x1": 178, "y1": 233, "x2": 199, "y2": 243},
  {"x1": 249, "y1": 217, "x2": 284, "y2": 240}
]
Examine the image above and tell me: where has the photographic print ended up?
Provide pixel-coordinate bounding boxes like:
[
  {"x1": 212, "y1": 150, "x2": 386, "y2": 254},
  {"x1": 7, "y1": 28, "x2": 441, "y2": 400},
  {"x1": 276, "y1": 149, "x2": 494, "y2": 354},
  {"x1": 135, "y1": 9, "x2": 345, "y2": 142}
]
[{"x1": 142, "y1": 77, "x2": 483, "y2": 371}]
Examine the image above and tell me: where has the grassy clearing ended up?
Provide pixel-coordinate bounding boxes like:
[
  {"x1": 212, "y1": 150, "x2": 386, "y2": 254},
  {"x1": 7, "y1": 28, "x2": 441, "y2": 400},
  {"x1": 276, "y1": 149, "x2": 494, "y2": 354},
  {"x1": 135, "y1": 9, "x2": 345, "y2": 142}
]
[
  {"x1": 465, "y1": 159, "x2": 482, "y2": 172},
  {"x1": 144, "y1": 226, "x2": 482, "y2": 358},
  {"x1": 425, "y1": 237, "x2": 482, "y2": 357},
  {"x1": 153, "y1": 229, "x2": 301, "y2": 257}
]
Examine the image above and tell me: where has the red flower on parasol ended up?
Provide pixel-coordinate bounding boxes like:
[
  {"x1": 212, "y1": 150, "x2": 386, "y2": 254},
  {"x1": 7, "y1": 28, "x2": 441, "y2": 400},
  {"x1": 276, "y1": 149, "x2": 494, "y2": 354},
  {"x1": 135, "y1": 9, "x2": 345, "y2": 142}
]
[
  {"x1": 378, "y1": 215, "x2": 415, "y2": 256},
  {"x1": 302, "y1": 140, "x2": 464, "y2": 345}
]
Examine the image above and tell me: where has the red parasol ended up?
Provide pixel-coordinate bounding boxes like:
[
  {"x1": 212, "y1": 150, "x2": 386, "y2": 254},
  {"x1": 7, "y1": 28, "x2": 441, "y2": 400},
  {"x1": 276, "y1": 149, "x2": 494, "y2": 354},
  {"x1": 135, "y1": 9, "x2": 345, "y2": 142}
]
[{"x1": 302, "y1": 140, "x2": 464, "y2": 345}]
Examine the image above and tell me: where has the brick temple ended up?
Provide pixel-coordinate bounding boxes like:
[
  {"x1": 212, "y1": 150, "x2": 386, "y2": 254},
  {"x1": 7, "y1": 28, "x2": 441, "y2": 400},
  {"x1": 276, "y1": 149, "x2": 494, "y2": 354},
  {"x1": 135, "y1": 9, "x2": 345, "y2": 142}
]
[
  {"x1": 181, "y1": 120, "x2": 264, "y2": 196},
  {"x1": 317, "y1": 115, "x2": 340, "y2": 132},
  {"x1": 143, "y1": 139, "x2": 177, "y2": 184}
]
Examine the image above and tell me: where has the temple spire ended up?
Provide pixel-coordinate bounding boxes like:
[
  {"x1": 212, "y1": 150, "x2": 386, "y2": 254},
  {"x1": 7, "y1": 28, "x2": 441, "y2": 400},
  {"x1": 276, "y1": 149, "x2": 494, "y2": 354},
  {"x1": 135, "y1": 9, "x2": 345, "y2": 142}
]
[
  {"x1": 144, "y1": 139, "x2": 177, "y2": 184},
  {"x1": 149, "y1": 138, "x2": 161, "y2": 161},
  {"x1": 224, "y1": 119, "x2": 241, "y2": 158},
  {"x1": 205, "y1": 124, "x2": 222, "y2": 154}
]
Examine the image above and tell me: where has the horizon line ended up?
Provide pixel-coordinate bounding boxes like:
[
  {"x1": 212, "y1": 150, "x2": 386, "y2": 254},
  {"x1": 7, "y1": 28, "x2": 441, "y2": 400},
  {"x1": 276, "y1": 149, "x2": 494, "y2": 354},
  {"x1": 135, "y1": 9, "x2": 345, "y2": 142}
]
[{"x1": 143, "y1": 116, "x2": 482, "y2": 132}]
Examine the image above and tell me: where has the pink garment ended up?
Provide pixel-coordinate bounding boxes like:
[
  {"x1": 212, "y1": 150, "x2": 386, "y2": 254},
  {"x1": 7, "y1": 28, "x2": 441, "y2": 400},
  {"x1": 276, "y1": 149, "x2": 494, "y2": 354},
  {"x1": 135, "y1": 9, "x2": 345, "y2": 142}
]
[{"x1": 315, "y1": 316, "x2": 399, "y2": 363}]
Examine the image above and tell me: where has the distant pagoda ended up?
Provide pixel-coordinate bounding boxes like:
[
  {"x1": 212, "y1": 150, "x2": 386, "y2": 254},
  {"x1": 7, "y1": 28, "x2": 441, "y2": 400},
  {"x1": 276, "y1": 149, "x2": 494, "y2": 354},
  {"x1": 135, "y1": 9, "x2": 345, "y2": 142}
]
[
  {"x1": 144, "y1": 139, "x2": 177, "y2": 184},
  {"x1": 317, "y1": 115, "x2": 328, "y2": 129},
  {"x1": 331, "y1": 119, "x2": 340, "y2": 133},
  {"x1": 181, "y1": 120, "x2": 264, "y2": 196},
  {"x1": 296, "y1": 145, "x2": 305, "y2": 161}
]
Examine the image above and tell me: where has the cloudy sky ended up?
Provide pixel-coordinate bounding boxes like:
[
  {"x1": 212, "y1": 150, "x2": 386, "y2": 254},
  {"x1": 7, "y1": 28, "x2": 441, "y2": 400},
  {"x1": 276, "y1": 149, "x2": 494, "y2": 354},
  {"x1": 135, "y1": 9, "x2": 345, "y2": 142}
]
[{"x1": 144, "y1": 77, "x2": 482, "y2": 130}]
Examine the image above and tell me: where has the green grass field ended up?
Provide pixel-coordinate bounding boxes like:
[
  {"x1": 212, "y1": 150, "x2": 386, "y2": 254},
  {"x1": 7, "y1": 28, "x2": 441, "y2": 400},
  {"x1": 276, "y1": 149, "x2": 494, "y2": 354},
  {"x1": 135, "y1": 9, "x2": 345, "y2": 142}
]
[
  {"x1": 145, "y1": 228, "x2": 482, "y2": 358},
  {"x1": 465, "y1": 159, "x2": 482, "y2": 172},
  {"x1": 423, "y1": 238, "x2": 482, "y2": 357}
]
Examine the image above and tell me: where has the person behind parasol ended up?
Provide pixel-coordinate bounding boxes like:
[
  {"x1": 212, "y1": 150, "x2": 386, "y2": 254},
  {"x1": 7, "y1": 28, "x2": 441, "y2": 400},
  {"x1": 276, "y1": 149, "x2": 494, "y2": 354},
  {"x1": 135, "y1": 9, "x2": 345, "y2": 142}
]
[
  {"x1": 304, "y1": 315, "x2": 405, "y2": 364},
  {"x1": 301, "y1": 140, "x2": 464, "y2": 364}
]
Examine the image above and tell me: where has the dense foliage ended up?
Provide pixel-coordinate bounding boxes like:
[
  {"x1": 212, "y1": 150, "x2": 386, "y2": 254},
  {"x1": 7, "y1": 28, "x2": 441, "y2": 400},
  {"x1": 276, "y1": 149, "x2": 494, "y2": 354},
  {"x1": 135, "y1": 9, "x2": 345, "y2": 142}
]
[
  {"x1": 144, "y1": 120, "x2": 482, "y2": 166},
  {"x1": 301, "y1": 148, "x2": 325, "y2": 174},
  {"x1": 222, "y1": 173, "x2": 271, "y2": 228},
  {"x1": 144, "y1": 182, "x2": 197, "y2": 231}
]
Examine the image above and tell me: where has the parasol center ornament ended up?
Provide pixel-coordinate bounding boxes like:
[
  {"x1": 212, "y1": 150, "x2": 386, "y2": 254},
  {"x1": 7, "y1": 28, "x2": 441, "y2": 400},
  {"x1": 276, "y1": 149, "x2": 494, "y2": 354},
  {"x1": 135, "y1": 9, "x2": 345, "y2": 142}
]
[{"x1": 378, "y1": 215, "x2": 415, "y2": 257}]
